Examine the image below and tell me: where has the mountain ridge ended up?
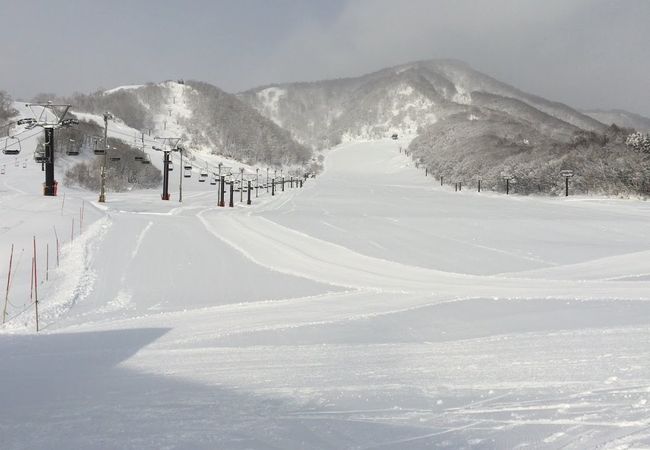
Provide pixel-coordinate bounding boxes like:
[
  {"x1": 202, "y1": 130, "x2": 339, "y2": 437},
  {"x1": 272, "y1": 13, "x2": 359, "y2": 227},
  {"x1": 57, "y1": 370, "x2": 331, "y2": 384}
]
[{"x1": 238, "y1": 58, "x2": 607, "y2": 149}]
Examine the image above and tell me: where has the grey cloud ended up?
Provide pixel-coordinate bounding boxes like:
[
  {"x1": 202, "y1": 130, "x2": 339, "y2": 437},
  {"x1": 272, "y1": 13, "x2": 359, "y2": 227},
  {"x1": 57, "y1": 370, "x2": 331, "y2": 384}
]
[{"x1": 1, "y1": 0, "x2": 648, "y2": 116}]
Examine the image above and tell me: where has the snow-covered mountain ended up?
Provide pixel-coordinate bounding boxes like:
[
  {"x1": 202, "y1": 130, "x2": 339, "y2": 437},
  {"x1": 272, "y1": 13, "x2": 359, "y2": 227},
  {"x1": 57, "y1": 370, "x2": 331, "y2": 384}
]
[
  {"x1": 239, "y1": 59, "x2": 650, "y2": 197},
  {"x1": 583, "y1": 109, "x2": 650, "y2": 132},
  {"x1": 239, "y1": 59, "x2": 607, "y2": 148},
  {"x1": 67, "y1": 80, "x2": 312, "y2": 169}
]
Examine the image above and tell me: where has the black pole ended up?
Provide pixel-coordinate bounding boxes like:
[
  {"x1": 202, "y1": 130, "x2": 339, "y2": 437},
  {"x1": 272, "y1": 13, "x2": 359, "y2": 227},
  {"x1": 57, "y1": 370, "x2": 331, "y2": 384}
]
[
  {"x1": 459, "y1": 182, "x2": 462, "y2": 191},
  {"x1": 478, "y1": 179, "x2": 481, "y2": 193},
  {"x1": 506, "y1": 179, "x2": 510, "y2": 195},
  {"x1": 565, "y1": 177, "x2": 569, "y2": 197},
  {"x1": 247, "y1": 181, "x2": 252, "y2": 205},
  {"x1": 162, "y1": 151, "x2": 170, "y2": 200},
  {"x1": 440, "y1": 176, "x2": 443, "y2": 186},
  {"x1": 219, "y1": 177, "x2": 225, "y2": 207},
  {"x1": 272, "y1": 178, "x2": 275, "y2": 196},
  {"x1": 229, "y1": 182, "x2": 234, "y2": 207},
  {"x1": 44, "y1": 127, "x2": 56, "y2": 196},
  {"x1": 281, "y1": 177, "x2": 285, "y2": 192},
  {"x1": 425, "y1": 168, "x2": 428, "y2": 176},
  {"x1": 455, "y1": 183, "x2": 458, "y2": 192},
  {"x1": 300, "y1": 180, "x2": 303, "y2": 188}
]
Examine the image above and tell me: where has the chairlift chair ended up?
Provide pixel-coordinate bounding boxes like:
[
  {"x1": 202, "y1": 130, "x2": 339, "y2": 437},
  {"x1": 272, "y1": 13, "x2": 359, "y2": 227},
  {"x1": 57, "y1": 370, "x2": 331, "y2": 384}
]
[
  {"x1": 110, "y1": 156, "x2": 121, "y2": 162},
  {"x1": 141, "y1": 154, "x2": 151, "y2": 164},
  {"x1": 134, "y1": 155, "x2": 144, "y2": 161},
  {"x1": 22, "y1": 160, "x2": 27, "y2": 168},
  {"x1": 66, "y1": 139, "x2": 80, "y2": 156},
  {"x1": 93, "y1": 138, "x2": 106, "y2": 155},
  {"x1": 34, "y1": 151, "x2": 46, "y2": 163},
  {"x1": 168, "y1": 161, "x2": 174, "y2": 171},
  {"x1": 200, "y1": 169, "x2": 208, "y2": 178},
  {"x1": 0, "y1": 165, "x2": 5, "y2": 175},
  {"x1": 3, "y1": 137, "x2": 21, "y2": 155}
]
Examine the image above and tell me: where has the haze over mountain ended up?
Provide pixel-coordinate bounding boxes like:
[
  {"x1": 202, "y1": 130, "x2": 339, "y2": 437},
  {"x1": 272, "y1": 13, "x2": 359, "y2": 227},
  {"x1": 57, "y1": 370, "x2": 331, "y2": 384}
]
[{"x1": 583, "y1": 109, "x2": 650, "y2": 133}]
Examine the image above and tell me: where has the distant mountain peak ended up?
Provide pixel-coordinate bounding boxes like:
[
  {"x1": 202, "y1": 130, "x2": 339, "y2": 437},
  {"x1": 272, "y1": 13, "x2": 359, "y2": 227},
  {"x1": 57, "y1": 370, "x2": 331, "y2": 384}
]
[{"x1": 239, "y1": 59, "x2": 605, "y2": 149}]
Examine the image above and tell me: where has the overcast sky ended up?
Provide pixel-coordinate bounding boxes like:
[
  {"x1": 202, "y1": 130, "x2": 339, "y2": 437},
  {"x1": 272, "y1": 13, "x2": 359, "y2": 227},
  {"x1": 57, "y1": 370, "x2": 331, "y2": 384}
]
[{"x1": 1, "y1": 0, "x2": 649, "y2": 115}]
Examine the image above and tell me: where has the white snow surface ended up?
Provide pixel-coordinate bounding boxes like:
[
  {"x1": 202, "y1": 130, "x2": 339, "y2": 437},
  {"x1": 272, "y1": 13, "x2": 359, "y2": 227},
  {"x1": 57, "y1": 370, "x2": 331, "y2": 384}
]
[
  {"x1": 103, "y1": 84, "x2": 145, "y2": 94},
  {"x1": 256, "y1": 87, "x2": 286, "y2": 126},
  {"x1": 1, "y1": 139, "x2": 650, "y2": 449}
]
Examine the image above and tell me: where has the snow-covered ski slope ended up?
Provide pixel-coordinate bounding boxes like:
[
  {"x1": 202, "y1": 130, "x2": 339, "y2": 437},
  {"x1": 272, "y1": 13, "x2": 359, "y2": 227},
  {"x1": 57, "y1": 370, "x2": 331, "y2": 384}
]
[{"x1": 1, "y1": 139, "x2": 650, "y2": 449}]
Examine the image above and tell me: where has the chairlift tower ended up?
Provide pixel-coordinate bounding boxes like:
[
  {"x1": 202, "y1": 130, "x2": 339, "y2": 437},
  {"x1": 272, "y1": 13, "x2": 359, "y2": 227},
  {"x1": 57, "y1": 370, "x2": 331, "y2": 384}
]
[
  {"x1": 21, "y1": 102, "x2": 77, "y2": 196},
  {"x1": 98, "y1": 112, "x2": 113, "y2": 203},
  {"x1": 153, "y1": 136, "x2": 182, "y2": 201}
]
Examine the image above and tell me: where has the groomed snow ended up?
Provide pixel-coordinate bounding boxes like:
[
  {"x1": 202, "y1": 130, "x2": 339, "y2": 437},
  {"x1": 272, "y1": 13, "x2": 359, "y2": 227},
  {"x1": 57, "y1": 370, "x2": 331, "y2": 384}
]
[{"x1": 1, "y1": 139, "x2": 650, "y2": 449}]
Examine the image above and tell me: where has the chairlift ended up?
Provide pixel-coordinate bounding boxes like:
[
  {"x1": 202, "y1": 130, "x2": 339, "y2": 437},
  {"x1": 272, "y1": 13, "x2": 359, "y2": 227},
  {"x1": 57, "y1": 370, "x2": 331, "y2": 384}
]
[
  {"x1": 34, "y1": 150, "x2": 46, "y2": 163},
  {"x1": 110, "y1": 156, "x2": 121, "y2": 162},
  {"x1": 168, "y1": 161, "x2": 174, "y2": 171},
  {"x1": 134, "y1": 155, "x2": 144, "y2": 161},
  {"x1": 66, "y1": 139, "x2": 80, "y2": 156},
  {"x1": 0, "y1": 165, "x2": 5, "y2": 175},
  {"x1": 93, "y1": 138, "x2": 106, "y2": 155},
  {"x1": 210, "y1": 178, "x2": 217, "y2": 185},
  {"x1": 16, "y1": 118, "x2": 36, "y2": 127},
  {"x1": 3, "y1": 136, "x2": 21, "y2": 155},
  {"x1": 198, "y1": 177, "x2": 206, "y2": 183},
  {"x1": 22, "y1": 160, "x2": 27, "y2": 168},
  {"x1": 183, "y1": 166, "x2": 192, "y2": 178},
  {"x1": 141, "y1": 154, "x2": 151, "y2": 164},
  {"x1": 200, "y1": 169, "x2": 208, "y2": 178}
]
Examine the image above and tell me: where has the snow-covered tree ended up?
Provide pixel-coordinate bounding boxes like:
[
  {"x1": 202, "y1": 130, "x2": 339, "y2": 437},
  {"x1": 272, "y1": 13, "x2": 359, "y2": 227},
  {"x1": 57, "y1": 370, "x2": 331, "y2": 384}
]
[
  {"x1": 626, "y1": 132, "x2": 650, "y2": 153},
  {"x1": 0, "y1": 90, "x2": 17, "y2": 125}
]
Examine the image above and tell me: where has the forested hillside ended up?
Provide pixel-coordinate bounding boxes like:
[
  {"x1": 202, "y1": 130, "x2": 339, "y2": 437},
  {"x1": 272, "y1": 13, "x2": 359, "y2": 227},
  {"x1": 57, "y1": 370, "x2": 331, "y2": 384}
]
[{"x1": 64, "y1": 81, "x2": 313, "y2": 170}]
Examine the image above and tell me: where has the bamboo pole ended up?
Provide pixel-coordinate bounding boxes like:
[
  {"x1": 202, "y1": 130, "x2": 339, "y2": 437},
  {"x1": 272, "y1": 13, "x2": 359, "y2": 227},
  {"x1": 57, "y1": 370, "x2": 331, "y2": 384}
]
[
  {"x1": 53, "y1": 226, "x2": 59, "y2": 267},
  {"x1": 30, "y1": 257, "x2": 34, "y2": 302},
  {"x1": 2, "y1": 244, "x2": 13, "y2": 324},
  {"x1": 33, "y1": 237, "x2": 39, "y2": 332},
  {"x1": 81, "y1": 201, "x2": 85, "y2": 232}
]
